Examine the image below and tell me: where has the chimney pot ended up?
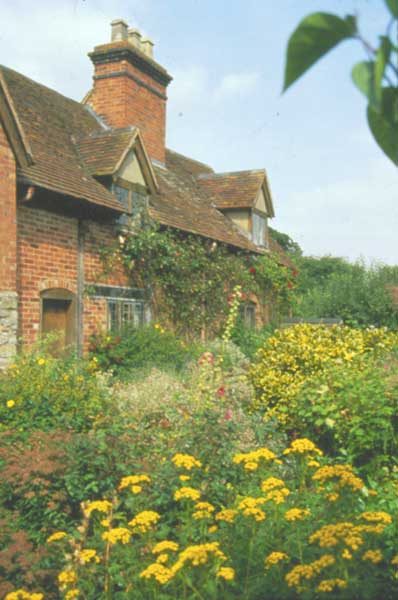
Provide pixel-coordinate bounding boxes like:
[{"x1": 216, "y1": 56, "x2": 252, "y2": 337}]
[
  {"x1": 111, "y1": 19, "x2": 128, "y2": 42},
  {"x1": 128, "y1": 28, "x2": 142, "y2": 50},
  {"x1": 141, "y1": 37, "x2": 154, "y2": 59}
]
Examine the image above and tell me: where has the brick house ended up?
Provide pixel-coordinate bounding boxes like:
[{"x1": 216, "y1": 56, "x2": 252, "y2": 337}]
[{"x1": 0, "y1": 19, "x2": 289, "y2": 367}]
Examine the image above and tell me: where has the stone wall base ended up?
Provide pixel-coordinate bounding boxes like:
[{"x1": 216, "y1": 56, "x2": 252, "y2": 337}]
[{"x1": 0, "y1": 291, "x2": 18, "y2": 369}]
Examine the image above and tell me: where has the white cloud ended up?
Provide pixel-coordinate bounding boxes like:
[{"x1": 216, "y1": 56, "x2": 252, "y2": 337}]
[
  {"x1": 168, "y1": 66, "x2": 208, "y2": 107},
  {"x1": 214, "y1": 72, "x2": 260, "y2": 100}
]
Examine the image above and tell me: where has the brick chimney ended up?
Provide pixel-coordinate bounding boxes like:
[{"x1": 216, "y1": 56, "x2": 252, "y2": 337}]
[{"x1": 86, "y1": 20, "x2": 172, "y2": 164}]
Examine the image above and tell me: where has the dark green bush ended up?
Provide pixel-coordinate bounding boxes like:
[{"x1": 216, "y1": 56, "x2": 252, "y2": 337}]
[
  {"x1": 231, "y1": 320, "x2": 275, "y2": 358},
  {"x1": 89, "y1": 325, "x2": 202, "y2": 378}
]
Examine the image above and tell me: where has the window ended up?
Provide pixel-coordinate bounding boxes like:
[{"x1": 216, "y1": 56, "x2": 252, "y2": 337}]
[
  {"x1": 240, "y1": 303, "x2": 256, "y2": 329},
  {"x1": 111, "y1": 182, "x2": 147, "y2": 226},
  {"x1": 252, "y1": 212, "x2": 267, "y2": 247},
  {"x1": 107, "y1": 298, "x2": 146, "y2": 331}
]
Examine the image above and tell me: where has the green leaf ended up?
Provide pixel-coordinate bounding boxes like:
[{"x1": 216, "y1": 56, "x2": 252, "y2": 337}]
[
  {"x1": 375, "y1": 36, "x2": 392, "y2": 99},
  {"x1": 283, "y1": 12, "x2": 357, "y2": 91},
  {"x1": 352, "y1": 61, "x2": 379, "y2": 109},
  {"x1": 367, "y1": 87, "x2": 398, "y2": 165},
  {"x1": 385, "y1": 0, "x2": 398, "y2": 17}
]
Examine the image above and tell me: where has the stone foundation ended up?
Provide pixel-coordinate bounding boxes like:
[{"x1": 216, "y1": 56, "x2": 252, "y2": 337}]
[{"x1": 0, "y1": 291, "x2": 18, "y2": 369}]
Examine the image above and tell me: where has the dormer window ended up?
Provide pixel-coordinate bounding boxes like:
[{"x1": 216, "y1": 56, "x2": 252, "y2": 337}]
[
  {"x1": 110, "y1": 180, "x2": 148, "y2": 227},
  {"x1": 252, "y1": 211, "x2": 267, "y2": 247}
]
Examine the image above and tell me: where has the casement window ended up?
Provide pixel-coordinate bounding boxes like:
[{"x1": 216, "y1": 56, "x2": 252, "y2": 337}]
[
  {"x1": 252, "y1": 212, "x2": 267, "y2": 247},
  {"x1": 107, "y1": 298, "x2": 146, "y2": 331},
  {"x1": 111, "y1": 181, "x2": 147, "y2": 226},
  {"x1": 240, "y1": 302, "x2": 256, "y2": 329}
]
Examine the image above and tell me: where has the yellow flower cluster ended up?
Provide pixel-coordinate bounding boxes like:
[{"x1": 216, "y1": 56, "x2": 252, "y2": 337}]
[
  {"x1": 152, "y1": 540, "x2": 179, "y2": 554},
  {"x1": 238, "y1": 497, "x2": 266, "y2": 521},
  {"x1": 140, "y1": 562, "x2": 174, "y2": 584},
  {"x1": 174, "y1": 486, "x2": 201, "y2": 501},
  {"x1": 233, "y1": 447, "x2": 278, "y2": 470},
  {"x1": 286, "y1": 554, "x2": 335, "y2": 590},
  {"x1": 309, "y1": 522, "x2": 372, "y2": 551},
  {"x1": 250, "y1": 324, "x2": 398, "y2": 420},
  {"x1": 102, "y1": 527, "x2": 131, "y2": 545},
  {"x1": 215, "y1": 509, "x2": 238, "y2": 523},
  {"x1": 216, "y1": 566, "x2": 235, "y2": 580},
  {"x1": 46, "y1": 531, "x2": 67, "y2": 543},
  {"x1": 265, "y1": 552, "x2": 289, "y2": 568},
  {"x1": 312, "y1": 464, "x2": 364, "y2": 492},
  {"x1": 78, "y1": 549, "x2": 100, "y2": 564},
  {"x1": 128, "y1": 510, "x2": 160, "y2": 533},
  {"x1": 5, "y1": 592, "x2": 43, "y2": 600},
  {"x1": 176, "y1": 542, "x2": 227, "y2": 568},
  {"x1": 261, "y1": 477, "x2": 286, "y2": 491},
  {"x1": 65, "y1": 590, "x2": 80, "y2": 600},
  {"x1": 317, "y1": 578, "x2": 347, "y2": 593},
  {"x1": 118, "y1": 474, "x2": 151, "y2": 495},
  {"x1": 362, "y1": 549, "x2": 383, "y2": 564},
  {"x1": 193, "y1": 501, "x2": 215, "y2": 520},
  {"x1": 358, "y1": 511, "x2": 392, "y2": 524},
  {"x1": 283, "y1": 438, "x2": 322, "y2": 456},
  {"x1": 58, "y1": 569, "x2": 77, "y2": 587},
  {"x1": 83, "y1": 500, "x2": 112, "y2": 517},
  {"x1": 285, "y1": 508, "x2": 311, "y2": 521},
  {"x1": 172, "y1": 453, "x2": 202, "y2": 470}
]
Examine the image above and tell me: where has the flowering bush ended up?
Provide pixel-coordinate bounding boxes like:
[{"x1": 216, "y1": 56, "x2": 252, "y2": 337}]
[
  {"x1": 250, "y1": 324, "x2": 398, "y2": 426},
  {"x1": 13, "y1": 440, "x2": 397, "y2": 599},
  {"x1": 0, "y1": 344, "x2": 112, "y2": 432}
]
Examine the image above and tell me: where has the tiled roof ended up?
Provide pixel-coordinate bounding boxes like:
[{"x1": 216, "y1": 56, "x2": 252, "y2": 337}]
[
  {"x1": 165, "y1": 149, "x2": 214, "y2": 177},
  {"x1": 0, "y1": 66, "x2": 123, "y2": 212},
  {"x1": 196, "y1": 170, "x2": 266, "y2": 209},
  {"x1": 75, "y1": 128, "x2": 138, "y2": 176},
  {"x1": 148, "y1": 153, "x2": 262, "y2": 253}
]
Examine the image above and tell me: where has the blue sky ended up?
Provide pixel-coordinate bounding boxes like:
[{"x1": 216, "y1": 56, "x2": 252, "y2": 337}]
[{"x1": 1, "y1": 0, "x2": 397, "y2": 262}]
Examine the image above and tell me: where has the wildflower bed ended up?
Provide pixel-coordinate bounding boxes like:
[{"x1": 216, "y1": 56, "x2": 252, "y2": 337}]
[{"x1": 9, "y1": 441, "x2": 398, "y2": 599}]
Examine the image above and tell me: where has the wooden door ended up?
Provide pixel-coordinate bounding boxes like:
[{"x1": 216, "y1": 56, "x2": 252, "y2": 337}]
[{"x1": 41, "y1": 297, "x2": 74, "y2": 355}]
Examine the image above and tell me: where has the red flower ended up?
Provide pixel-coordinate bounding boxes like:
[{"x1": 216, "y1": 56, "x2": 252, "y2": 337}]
[
  {"x1": 224, "y1": 408, "x2": 232, "y2": 421},
  {"x1": 217, "y1": 386, "x2": 226, "y2": 397},
  {"x1": 287, "y1": 281, "x2": 293, "y2": 289},
  {"x1": 292, "y1": 270, "x2": 298, "y2": 278},
  {"x1": 249, "y1": 267, "x2": 256, "y2": 274}
]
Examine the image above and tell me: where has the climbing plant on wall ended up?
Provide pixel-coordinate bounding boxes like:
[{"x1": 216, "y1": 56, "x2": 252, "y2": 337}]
[{"x1": 117, "y1": 217, "x2": 296, "y2": 337}]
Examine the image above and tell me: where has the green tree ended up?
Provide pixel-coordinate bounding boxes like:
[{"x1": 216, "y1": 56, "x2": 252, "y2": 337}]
[{"x1": 283, "y1": 2, "x2": 398, "y2": 165}]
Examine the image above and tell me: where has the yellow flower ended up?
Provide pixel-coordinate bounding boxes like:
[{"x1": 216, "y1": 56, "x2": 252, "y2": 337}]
[
  {"x1": 173, "y1": 542, "x2": 226, "y2": 571},
  {"x1": 140, "y1": 563, "x2": 174, "y2": 584},
  {"x1": 83, "y1": 500, "x2": 112, "y2": 517},
  {"x1": 156, "y1": 553, "x2": 169, "y2": 564},
  {"x1": 174, "y1": 486, "x2": 201, "y2": 501},
  {"x1": 131, "y1": 485, "x2": 142, "y2": 494},
  {"x1": 193, "y1": 501, "x2": 215, "y2": 520},
  {"x1": 46, "y1": 531, "x2": 67, "y2": 543},
  {"x1": 285, "y1": 508, "x2": 311, "y2": 522},
  {"x1": 317, "y1": 579, "x2": 347, "y2": 593},
  {"x1": 5, "y1": 592, "x2": 44, "y2": 600},
  {"x1": 172, "y1": 453, "x2": 202, "y2": 470},
  {"x1": 358, "y1": 511, "x2": 392, "y2": 525},
  {"x1": 152, "y1": 540, "x2": 179, "y2": 554},
  {"x1": 208, "y1": 525, "x2": 218, "y2": 533},
  {"x1": 283, "y1": 438, "x2": 322, "y2": 456},
  {"x1": 118, "y1": 474, "x2": 151, "y2": 492},
  {"x1": 102, "y1": 527, "x2": 131, "y2": 544},
  {"x1": 261, "y1": 477, "x2": 285, "y2": 492},
  {"x1": 342, "y1": 549, "x2": 352, "y2": 560},
  {"x1": 216, "y1": 567, "x2": 235, "y2": 580},
  {"x1": 6, "y1": 400, "x2": 15, "y2": 408},
  {"x1": 286, "y1": 555, "x2": 335, "y2": 590},
  {"x1": 100, "y1": 519, "x2": 110, "y2": 527},
  {"x1": 37, "y1": 358, "x2": 45, "y2": 366},
  {"x1": 79, "y1": 549, "x2": 100, "y2": 564},
  {"x1": 244, "y1": 461, "x2": 258, "y2": 471},
  {"x1": 362, "y1": 549, "x2": 383, "y2": 564},
  {"x1": 215, "y1": 509, "x2": 238, "y2": 523},
  {"x1": 65, "y1": 590, "x2": 80, "y2": 600},
  {"x1": 265, "y1": 552, "x2": 289, "y2": 568},
  {"x1": 128, "y1": 510, "x2": 160, "y2": 533},
  {"x1": 58, "y1": 569, "x2": 77, "y2": 586}
]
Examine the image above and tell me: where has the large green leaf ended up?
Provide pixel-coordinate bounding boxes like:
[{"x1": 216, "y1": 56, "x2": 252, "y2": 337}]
[
  {"x1": 352, "y1": 61, "x2": 379, "y2": 109},
  {"x1": 375, "y1": 36, "x2": 392, "y2": 100},
  {"x1": 367, "y1": 87, "x2": 398, "y2": 165},
  {"x1": 283, "y1": 12, "x2": 357, "y2": 92},
  {"x1": 384, "y1": 0, "x2": 398, "y2": 17}
]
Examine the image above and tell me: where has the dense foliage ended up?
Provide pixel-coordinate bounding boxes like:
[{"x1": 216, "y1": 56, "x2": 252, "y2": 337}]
[
  {"x1": 116, "y1": 221, "x2": 295, "y2": 337},
  {"x1": 292, "y1": 256, "x2": 398, "y2": 328}
]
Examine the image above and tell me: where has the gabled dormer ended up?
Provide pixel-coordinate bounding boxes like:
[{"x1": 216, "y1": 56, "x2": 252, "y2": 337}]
[{"x1": 196, "y1": 169, "x2": 274, "y2": 249}]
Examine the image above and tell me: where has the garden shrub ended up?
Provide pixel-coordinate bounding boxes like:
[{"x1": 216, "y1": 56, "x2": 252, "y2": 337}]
[
  {"x1": 13, "y1": 439, "x2": 398, "y2": 599},
  {"x1": 250, "y1": 324, "x2": 398, "y2": 425},
  {"x1": 89, "y1": 324, "x2": 202, "y2": 378},
  {"x1": 289, "y1": 356, "x2": 398, "y2": 472},
  {"x1": 231, "y1": 319, "x2": 275, "y2": 358},
  {"x1": 0, "y1": 345, "x2": 112, "y2": 433}
]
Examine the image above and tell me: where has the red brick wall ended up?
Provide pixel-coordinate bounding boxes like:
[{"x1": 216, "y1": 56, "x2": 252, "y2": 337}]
[
  {"x1": 0, "y1": 122, "x2": 17, "y2": 292},
  {"x1": 88, "y1": 51, "x2": 168, "y2": 164},
  {"x1": 17, "y1": 206, "x2": 79, "y2": 346}
]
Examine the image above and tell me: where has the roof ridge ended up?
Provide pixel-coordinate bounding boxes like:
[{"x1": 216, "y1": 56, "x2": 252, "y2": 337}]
[
  {"x1": 198, "y1": 168, "x2": 265, "y2": 180},
  {"x1": 166, "y1": 148, "x2": 214, "y2": 171}
]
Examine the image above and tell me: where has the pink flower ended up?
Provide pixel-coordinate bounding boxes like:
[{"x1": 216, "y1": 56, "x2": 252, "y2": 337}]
[
  {"x1": 224, "y1": 408, "x2": 232, "y2": 420},
  {"x1": 199, "y1": 352, "x2": 214, "y2": 365},
  {"x1": 217, "y1": 386, "x2": 226, "y2": 397}
]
